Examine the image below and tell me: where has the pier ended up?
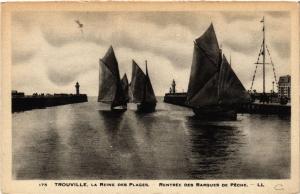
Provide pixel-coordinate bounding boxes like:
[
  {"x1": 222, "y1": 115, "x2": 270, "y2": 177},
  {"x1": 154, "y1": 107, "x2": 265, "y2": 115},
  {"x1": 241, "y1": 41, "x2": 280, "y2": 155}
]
[
  {"x1": 164, "y1": 92, "x2": 290, "y2": 115},
  {"x1": 164, "y1": 92, "x2": 188, "y2": 107},
  {"x1": 12, "y1": 82, "x2": 88, "y2": 112},
  {"x1": 237, "y1": 102, "x2": 290, "y2": 115}
]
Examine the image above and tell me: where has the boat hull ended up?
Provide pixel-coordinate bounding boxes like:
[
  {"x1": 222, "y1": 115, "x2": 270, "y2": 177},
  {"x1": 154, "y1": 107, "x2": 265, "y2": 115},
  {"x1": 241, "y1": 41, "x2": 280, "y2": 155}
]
[
  {"x1": 193, "y1": 106, "x2": 237, "y2": 121},
  {"x1": 137, "y1": 102, "x2": 156, "y2": 113},
  {"x1": 111, "y1": 104, "x2": 127, "y2": 112}
]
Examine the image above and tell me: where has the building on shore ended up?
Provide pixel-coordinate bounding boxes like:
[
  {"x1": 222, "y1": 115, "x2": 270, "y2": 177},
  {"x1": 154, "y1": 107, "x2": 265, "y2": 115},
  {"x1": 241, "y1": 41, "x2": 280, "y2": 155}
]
[
  {"x1": 12, "y1": 90, "x2": 25, "y2": 97},
  {"x1": 278, "y1": 75, "x2": 291, "y2": 99}
]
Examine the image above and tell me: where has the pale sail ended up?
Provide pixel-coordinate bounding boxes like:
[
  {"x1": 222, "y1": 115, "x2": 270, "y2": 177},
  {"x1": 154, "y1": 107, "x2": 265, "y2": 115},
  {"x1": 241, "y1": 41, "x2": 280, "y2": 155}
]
[
  {"x1": 186, "y1": 24, "x2": 221, "y2": 107},
  {"x1": 218, "y1": 55, "x2": 250, "y2": 105}
]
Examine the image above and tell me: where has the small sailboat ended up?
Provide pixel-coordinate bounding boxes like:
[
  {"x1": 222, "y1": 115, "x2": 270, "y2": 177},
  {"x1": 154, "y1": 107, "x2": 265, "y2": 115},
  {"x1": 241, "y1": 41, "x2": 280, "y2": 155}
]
[
  {"x1": 130, "y1": 60, "x2": 157, "y2": 113},
  {"x1": 98, "y1": 46, "x2": 127, "y2": 111},
  {"x1": 186, "y1": 24, "x2": 250, "y2": 120}
]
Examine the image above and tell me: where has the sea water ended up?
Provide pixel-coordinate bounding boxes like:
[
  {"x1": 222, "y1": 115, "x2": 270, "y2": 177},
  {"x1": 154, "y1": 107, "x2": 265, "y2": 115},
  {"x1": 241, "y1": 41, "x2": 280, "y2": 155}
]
[{"x1": 12, "y1": 97, "x2": 290, "y2": 179}]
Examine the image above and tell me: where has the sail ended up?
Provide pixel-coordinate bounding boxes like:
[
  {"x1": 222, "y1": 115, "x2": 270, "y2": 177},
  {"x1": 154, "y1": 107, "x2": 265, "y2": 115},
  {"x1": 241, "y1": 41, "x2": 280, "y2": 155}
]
[
  {"x1": 102, "y1": 46, "x2": 121, "y2": 79},
  {"x1": 98, "y1": 60, "x2": 118, "y2": 103},
  {"x1": 98, "y1": 46, "x2": 127, "y2": 107},
  {"x1": 189, "y1": 73, "x2": 219, "y2": 107},
  {"x1": 112, "y1": 82, "x2": 127, "y2": 107},
  {"x1": 121, "y1": 74, "x2": 129, "y2": 103},
  {"x1": 130, "y1": 60, "x2": 147, "y2": 103},
  {"x1": 186, "y1": 24, "x2": 221, "y2": 107},
  {"x1": 144, "y1": 64, "x2": 157, "y2": 103},
  {"x1": 218, "y1": 55, "x2": 250, "y2": 104}
]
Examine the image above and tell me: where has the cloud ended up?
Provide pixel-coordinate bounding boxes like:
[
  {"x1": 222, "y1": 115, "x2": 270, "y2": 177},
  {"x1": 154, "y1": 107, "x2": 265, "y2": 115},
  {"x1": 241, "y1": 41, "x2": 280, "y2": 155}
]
[
  {"x1": 12, "y1": 11, "x2": 291, "y2": 95},
  {"x1": 40, "y1": 13, "x2": 196, "y2": 69},
  {"x1": 44, "y1": 42, "x2": 104, "y2": 86},
  {"x1": 270, "y1": 41, "x2": 290, "y2": 58},
  {"x1": 11, "y1": 18, "x2": 43, "y2": 64},
  {"x1": 266, "y1": 11, "x2": 289, "y2": 18},
  {"x1": 221, "y1": 12, "x2": 259, "y2": 23},
  {"x1": 12, "y1": 51, "x2": 35, "y2": 64}
]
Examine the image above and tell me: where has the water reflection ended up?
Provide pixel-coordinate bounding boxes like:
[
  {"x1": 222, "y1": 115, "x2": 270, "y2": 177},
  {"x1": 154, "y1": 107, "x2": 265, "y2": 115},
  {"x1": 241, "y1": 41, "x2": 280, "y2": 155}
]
[
  {"x1": 134, "y1": 112, "x2": 156, "y2": 134},
  {"x1": 185, "y1": 116, "x2": 245, "y2": 179},
  {"x1": 67, "y1": 118, "x2": 114, "y2": 179},
  {"x1": 14, "y1": 111, "x2": 64, "y2": 179},
  {"x1": 99, "y1": 110, "x2": 125, "y2": 143},
  {"x1": 12, "y1": 99, "x2": 290, "y2": 179},
  {"x1": 98, "y1": 110, "x2": 157, "y2": 179},
  {"x1": 133, "y1": 112, "x2": 158, "y2": 178}
]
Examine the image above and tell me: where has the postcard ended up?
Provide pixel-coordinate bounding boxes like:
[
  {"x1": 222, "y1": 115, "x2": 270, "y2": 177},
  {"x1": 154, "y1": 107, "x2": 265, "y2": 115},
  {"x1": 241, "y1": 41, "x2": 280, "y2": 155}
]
[{"x1": 1, "y1": 2, "x2": 299, "y2": 194}]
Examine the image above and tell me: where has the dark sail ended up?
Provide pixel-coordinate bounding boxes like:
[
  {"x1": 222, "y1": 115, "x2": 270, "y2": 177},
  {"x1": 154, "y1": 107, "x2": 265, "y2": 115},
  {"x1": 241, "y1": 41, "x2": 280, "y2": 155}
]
[
  {"x1": 98, "y1": 46, "x2": 127, "y2": 108},
  {"x1": 130, "y1": 60, "x2": 156, "y2": 104},
  {"x1": 112, "y1": 82, "x2": 127, "y2": 108},
  {"x1": 189, "y1": 73, "x2": 219, "y2": 107},
  {"x1": 98, "y1": 60, "x2": 118, "y2": 103},
  {"x1": 218, "y1": 55, "x2": 250, "y2": 105},
  {"x1": 186, "y1": 24, "x2": 221, "y2": 107},
  {"x1": 130, "y1": 60, "x2": 147, "y2": 103},
  {"x1": 121, "y1": 74, "x2": 129, "y2": 103},
  {"x1": 144, "y1": 63, "x2": 157, "y2": 103},
  {"x1": 102, "y1": 46, "x2": 121, "y2": 79}
]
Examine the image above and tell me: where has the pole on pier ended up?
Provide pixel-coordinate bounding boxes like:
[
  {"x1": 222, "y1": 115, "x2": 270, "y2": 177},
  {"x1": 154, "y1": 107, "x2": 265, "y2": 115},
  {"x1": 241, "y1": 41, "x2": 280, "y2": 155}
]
[{"x1": 261, "y1": 16, "x2": 266, "y2": 94}]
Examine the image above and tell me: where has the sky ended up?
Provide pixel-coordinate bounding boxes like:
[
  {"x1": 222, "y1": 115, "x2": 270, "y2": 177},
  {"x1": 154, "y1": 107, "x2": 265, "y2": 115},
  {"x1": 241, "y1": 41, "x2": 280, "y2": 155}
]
[{"x1": 12, "y1": 11, "x2": 291, "y2": 96}]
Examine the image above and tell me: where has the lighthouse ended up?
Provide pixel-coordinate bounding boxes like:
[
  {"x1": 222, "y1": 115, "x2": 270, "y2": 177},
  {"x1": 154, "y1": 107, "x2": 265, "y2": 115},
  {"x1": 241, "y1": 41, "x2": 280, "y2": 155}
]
[
  {"x1": 75, "y1": 82, "x2": 80, "y2": 95},
  {"x1": 172, "y1": 79, "x2": 176, "y2": 94}
]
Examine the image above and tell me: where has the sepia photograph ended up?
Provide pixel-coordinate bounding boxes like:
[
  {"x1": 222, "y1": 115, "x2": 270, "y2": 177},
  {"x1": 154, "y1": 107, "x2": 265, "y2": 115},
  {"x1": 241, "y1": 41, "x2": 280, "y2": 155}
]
[{"x1": 1, "y1": 2, "x2": 299, "y2": 194}]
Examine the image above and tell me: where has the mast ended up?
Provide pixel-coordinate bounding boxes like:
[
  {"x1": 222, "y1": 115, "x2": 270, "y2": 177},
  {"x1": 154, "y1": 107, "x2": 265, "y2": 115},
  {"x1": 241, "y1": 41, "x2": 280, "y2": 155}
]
[
  {"x1": 262, "y1": 16, "x2": 266, "y2": 94},
  {"x1": 145, "y1": 60, "x2": 148, "y2": 75},
  {"x1": 143, "y1": 60, "x2": 148, "y2": 102},
  {"x1": 250, "y1": 17, "x2": 279, "y2": 95},
  {"x1": 144, "y1": 60, "x2": 157, "y2": 103}
]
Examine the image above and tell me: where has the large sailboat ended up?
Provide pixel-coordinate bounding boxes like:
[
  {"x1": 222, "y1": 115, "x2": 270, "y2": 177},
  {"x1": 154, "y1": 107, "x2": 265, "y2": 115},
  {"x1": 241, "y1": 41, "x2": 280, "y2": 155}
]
[
  {"x1": 186, "y1": 24, "x2": 250, "y2": 120},
  {"x1": 130, "y1": 60, "x2": 157, "y2": 112},
  {"x1": 98, "y1": 46, "x2": 127, "y2": 111}
]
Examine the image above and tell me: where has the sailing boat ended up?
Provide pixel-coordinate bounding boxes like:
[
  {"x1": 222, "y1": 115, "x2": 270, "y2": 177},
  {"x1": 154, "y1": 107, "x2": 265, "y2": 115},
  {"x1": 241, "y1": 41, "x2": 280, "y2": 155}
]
[
  {"x1": 130, "y1": 60, "x2": 157, "y2": 112},
  {"x1": 98, "y1": 46, "x2": 127, "y2": 111},
  {"x1": 186, "y1": 24, "x2": 250, "y2": 120}
]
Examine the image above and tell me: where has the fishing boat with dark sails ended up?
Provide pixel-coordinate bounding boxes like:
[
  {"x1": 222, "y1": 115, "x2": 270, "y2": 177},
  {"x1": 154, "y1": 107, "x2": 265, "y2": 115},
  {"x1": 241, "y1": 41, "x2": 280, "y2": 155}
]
[
  {"x1": 98, "y1": 46, "x2": 128, "y2": 111},
  {"x1": 130, "y1": 60, "x2": 157, "y2": 113},
  {"x1": 186, "y1": 24, "x2": 250, "y2": 120}
]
